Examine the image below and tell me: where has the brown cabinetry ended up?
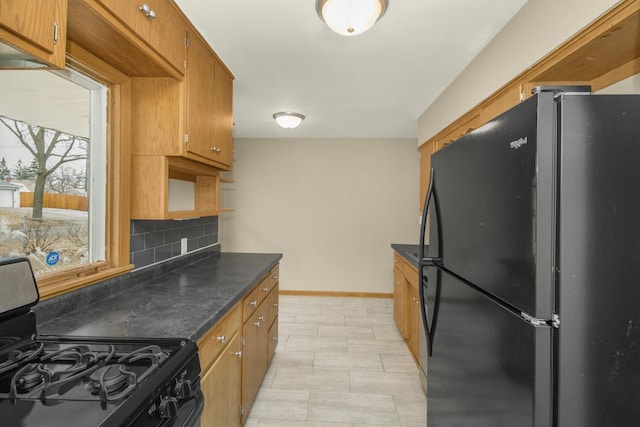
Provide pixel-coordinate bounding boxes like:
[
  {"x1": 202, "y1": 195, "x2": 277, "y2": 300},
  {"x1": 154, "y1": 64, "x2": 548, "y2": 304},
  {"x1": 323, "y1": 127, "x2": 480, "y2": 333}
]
[
  {"x1": 0, "y1": 0, "x2": 67, "y2": 68},
  {"x1": 241, "y1": 300, "x2": 268, "y2": 423},
  {"x1": 96, "y1": 0, "x2": 185, "y2": 73},
  {"x1": 198, "y1": 303, "x2": 243, "y2": 427},
  {"x1": 198, "y1": 262, "x2": 280, "y2": 426},
  {"x1": 127, "y1": 25, "x2": 234, "y2": 219},
  {"x1": 184, "y1": 32, "x2": 234, "y2": 168},
  {"x1": 241, "y1": 264, "x2": 279, "y2": 424},
  {"x1": 200, "y1": 333, "x2": 242, "y2": 427},
  {"x1": 392, "y1": 252, "x2": 421, "y2": 362}
]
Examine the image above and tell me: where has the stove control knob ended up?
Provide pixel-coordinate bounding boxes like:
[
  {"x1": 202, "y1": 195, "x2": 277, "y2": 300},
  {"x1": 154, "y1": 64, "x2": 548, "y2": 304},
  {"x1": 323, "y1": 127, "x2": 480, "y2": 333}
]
[
  {"x1": 158, "y1": 396, "x2": 178, "y2": 419},
  {"x1": 174, "y1": 379, "x2": 193, "y2": 400}
]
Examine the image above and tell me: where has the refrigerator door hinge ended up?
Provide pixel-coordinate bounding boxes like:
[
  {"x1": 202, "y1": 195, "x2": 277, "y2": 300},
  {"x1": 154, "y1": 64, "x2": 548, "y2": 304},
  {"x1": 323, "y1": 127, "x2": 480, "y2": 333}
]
[
  {"x1": 521, "y1": 312, "x2": 548, "y2": 327},
  {"x1": 551, "y1": 314, "x2": 560, "y2": 329}
]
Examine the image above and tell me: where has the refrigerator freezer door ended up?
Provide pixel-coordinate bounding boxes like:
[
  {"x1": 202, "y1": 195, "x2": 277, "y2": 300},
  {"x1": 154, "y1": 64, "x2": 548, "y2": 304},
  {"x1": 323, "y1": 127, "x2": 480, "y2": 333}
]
[
  {"x1": 556, "y1": 94, "x2": 640, "y2": 426},
  {"x1": 423, "y1": 266, "x2": 552, "y2": 427},
  {"x1": 428, "y1": 93, "x2": 555, "y2": 318}
]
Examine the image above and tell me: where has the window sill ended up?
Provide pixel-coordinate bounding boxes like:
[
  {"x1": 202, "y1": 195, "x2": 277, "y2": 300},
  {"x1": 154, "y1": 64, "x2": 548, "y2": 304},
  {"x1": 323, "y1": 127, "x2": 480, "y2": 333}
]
[{"x1": 37, "y1": 262, "x2": 134, "y2": 300}]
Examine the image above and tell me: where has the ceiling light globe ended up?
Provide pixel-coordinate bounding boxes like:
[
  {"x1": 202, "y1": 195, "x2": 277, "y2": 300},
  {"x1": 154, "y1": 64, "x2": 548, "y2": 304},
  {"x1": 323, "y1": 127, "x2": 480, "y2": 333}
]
[
  {"x1": 316, "y1": 0, "x2": 388, "y2": 36},
  {"x1": 273, "y1": 112, "x2": 305, "y2": 129}
]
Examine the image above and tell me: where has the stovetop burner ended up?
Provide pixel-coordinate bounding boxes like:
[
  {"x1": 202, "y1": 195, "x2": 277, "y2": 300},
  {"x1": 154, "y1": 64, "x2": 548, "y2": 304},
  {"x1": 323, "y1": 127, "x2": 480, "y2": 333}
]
[{"x1": 0, "y1": 257, "x2": 203, "y2": 427}]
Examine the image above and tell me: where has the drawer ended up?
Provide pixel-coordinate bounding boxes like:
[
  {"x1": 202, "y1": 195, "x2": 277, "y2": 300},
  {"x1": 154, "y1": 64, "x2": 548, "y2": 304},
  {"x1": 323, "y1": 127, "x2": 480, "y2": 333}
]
[
  {"x1": 404, "y1": 262, "x2": 419, "y2": 289},
  {"x1": 394, "y1": 253, "x2": 403, "y2": 272},
  {"x1": 256, "y1": 276, "x2": 270, "y2": 304},
  {"x1": 197, "y1": 302, "x2": 242, "y2": 372},
  {"x1": 268, "y1": 264, "x2": 279, "y2": 289},
  {"x1": 243, "y1": 286, "x2": 260, "y2": 322}
]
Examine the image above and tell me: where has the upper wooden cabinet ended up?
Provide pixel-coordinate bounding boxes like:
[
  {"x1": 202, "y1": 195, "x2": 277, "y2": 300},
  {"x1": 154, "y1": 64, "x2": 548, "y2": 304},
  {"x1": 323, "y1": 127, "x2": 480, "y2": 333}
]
[
  {"x1": 0, "y1": 0, "x2": 67, "y2": 68},
  {"x1": 185, "y1": 32, "x2": 233, "y2": 167},
  {"x1": 130, "y1": 32, "x2": 234, "y2": 171},
  {"x1": 95, "y1": 0, "x2": 185, "y2": 74},
  {"x1": 67, "y1": 0, "x2": 185, "y2": 78}
]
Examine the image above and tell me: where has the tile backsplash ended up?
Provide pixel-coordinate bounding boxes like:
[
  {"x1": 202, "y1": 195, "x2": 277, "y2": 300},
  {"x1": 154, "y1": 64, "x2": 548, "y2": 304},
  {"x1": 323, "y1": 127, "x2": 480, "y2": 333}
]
[{"x1": 130, "y1": 216, "x2": 218, "y2": 268}]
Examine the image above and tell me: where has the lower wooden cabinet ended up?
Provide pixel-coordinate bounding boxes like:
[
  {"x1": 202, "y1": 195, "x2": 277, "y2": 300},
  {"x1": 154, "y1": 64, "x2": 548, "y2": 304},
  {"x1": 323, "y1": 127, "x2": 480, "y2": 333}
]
[
  {"x1": 198, "y1": 263, "x2": 280, "y2": 427},
  {"x1": 201, "y1": 333, "x2": 242, "y2": 426},
  {"x1": 392, "y1": 252, "x2": 420, "y2": 361},
  {"x1": 241, "y1": 301, "x2": 268, "y2": 424}
]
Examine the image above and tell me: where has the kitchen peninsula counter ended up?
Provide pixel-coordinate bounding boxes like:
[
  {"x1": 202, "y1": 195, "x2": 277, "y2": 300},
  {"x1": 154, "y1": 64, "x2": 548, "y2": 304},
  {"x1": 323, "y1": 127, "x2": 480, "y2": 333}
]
[{"x1": 34, "y1": 249, "x2": 282, "y2": 342}]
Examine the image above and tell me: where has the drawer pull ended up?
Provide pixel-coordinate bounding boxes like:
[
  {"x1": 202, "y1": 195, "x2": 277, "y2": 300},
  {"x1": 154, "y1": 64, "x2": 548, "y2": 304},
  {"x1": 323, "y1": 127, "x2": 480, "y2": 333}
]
[
  {"x1": 139, "y1": 4, "x2": 156, "y2": 19},
  {"x1": 258, "y1": 315, "x2": 265, "y2": 321},
  {"x1": 273, "y1": 303, "x2": 278, "y2": 308},
  {"x1": 254, "y1": 321, "x2": 261, "y2": 327},
  {"x1": 233, "y1": 351, "x2": 242, "y2": 358},
  {"x1": 217, "y1": 335, "x2": 226, "y2": 343},
  {"x1": 249, "y1": 300, "x2": 257, "y2": 307},
  {"x1": 262, "y1": 287, "x2": 269, "y2": 292},
  {"x1": 272, "y1": 336, "x2": 278, "y2": 341}
]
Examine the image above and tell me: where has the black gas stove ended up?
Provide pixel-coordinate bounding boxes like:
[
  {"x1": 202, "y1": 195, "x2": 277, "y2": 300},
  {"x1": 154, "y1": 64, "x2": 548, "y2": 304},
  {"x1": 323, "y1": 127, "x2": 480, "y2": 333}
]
[{"x1": 0, "y1": 257, "x2": 203, "y2": 426}]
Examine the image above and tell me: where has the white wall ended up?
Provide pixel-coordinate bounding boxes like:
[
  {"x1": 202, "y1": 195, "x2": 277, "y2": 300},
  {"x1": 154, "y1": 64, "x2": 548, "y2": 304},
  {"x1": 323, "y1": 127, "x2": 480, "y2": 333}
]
[
  {"x1": 417, "y1": 0, "x2": 620, "y2": 144},
  {"x1": 220, "y1": 138, "x2": 419, "y2": 294},
  {"x1": 596, "y1": 73, "x2": 640, "y2": 94}
]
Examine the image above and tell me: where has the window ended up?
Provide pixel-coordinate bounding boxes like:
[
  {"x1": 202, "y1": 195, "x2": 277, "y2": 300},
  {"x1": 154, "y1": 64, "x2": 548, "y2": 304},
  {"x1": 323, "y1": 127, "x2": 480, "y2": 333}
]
[{"x1": 0, "y1": 69, "x2": 107, "y2": 277}]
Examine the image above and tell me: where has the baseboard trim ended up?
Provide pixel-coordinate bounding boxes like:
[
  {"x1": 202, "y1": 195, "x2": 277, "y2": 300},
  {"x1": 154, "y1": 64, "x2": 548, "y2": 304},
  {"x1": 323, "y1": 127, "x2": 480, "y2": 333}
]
[{"x1": 279, "y1": 290, "x2": 393, "y2": 299}]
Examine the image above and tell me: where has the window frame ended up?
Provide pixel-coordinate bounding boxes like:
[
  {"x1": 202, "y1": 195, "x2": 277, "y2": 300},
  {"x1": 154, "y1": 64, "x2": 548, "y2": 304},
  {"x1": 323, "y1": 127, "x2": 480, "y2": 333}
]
[{"x1": 36, "y1": 42, "x2": 133, "y2": 299}]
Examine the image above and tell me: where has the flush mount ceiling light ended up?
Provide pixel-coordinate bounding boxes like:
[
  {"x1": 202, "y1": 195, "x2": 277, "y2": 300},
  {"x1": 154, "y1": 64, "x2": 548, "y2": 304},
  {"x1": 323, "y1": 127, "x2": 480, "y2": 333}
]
[
  {"x1": 273, "y1": 112, "x2": 305, "y2": 129},
  {"x1": 316, "y1": 0, "x2": 389, "y2": 36}
]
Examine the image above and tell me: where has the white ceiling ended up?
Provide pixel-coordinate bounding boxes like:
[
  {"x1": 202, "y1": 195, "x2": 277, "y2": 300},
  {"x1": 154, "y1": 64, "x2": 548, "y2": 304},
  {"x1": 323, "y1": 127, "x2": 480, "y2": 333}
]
[{"x1": 174, "y1": 0, "x2": 528, "y2": 139}]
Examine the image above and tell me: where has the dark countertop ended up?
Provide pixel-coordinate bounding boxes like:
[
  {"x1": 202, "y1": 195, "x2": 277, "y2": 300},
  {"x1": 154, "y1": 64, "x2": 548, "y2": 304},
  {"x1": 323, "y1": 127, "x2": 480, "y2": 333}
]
[
  {"x1": 391, "y1": 243, "x2": 420, "y2": 269},
  {"x1": 36, "y1": 251, "x2": 282, "y2": 342}
]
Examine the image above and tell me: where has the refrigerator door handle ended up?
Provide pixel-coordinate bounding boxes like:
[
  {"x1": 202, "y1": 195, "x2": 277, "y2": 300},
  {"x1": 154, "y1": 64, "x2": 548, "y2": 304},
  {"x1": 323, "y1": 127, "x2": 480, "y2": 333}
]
[
  {"x1": 419, "y1": 267, "x2": 442, "y2": 357},
  {"x1": 418, "y1": 168, "x2": 434, "y2": 263},
  {"x1": 418, "y1": 167, "x2": 443, "y2": 357}
]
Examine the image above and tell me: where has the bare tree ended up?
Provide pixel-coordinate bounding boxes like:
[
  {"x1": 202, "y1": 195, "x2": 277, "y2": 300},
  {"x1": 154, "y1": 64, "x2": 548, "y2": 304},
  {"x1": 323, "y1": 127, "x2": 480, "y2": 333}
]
[
  {"x1": 0, "y1": 115, "x2": 88, "y2": 219},
  {"x1": 46, "y1": 165, "x2": 85, "y2": 194}
]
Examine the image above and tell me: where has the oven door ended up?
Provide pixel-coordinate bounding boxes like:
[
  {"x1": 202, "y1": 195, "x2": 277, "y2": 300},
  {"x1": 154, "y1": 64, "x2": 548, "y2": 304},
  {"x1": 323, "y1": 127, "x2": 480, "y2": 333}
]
[{"x1": 171, "y1": 388, "x2": 204, "y2": 427}]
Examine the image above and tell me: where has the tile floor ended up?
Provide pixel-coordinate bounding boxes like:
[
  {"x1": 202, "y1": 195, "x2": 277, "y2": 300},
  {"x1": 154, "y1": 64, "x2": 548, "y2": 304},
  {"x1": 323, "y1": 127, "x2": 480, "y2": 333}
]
[{"x1": 244, "y1": 295, "x2": 427, "y2": 426}]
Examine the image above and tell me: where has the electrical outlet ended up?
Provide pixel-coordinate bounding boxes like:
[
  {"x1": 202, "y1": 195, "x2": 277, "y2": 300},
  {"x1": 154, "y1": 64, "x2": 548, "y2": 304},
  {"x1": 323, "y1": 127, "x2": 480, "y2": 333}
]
[{"x1": 180, "y1": 238, "x2": 188, "y2": 255}]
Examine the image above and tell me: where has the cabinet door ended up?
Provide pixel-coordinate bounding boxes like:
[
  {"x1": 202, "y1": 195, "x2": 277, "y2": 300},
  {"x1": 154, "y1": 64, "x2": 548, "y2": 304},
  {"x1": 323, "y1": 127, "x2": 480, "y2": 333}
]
[
  {"x1": 267, "y1": 318, "x2": 278, "y2": 365},
  {"x1": 185, "y1": 32, "x2": 216, "y2": 162},
  {"x1": 97, "y1": 0, "x2": 185, "y2": 73},
  {"x1": 201, "y1": 333, "x2": 242, "y2": 427},
  {"x1": 393, "y1": 266, "x2": 405, "y2": 337},
  {"x1": 211, "y1": 59, "x2": 233, "y2": 168},
  {"x1": 0, "y1": 0, "x2": 66, "y2": 67},
  {"x1": 406, "y1": 284, "x2": 420, "y2": 360},
  {"x1": 268, "y1": 284, "x2": 279, "y2": 328},
  {"x1": 241, "y1": 302, "x2": 268, "y2": 424},
  {"x1": 0, "y1": 0, "x2": 55, "y2": 52}
]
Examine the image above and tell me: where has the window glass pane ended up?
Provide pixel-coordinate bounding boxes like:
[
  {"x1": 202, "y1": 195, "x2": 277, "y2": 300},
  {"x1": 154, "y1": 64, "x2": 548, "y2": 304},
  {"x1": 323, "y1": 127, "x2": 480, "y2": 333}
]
[{"x1": 0, "y1": 69, "x2": 106, "y2": 275}]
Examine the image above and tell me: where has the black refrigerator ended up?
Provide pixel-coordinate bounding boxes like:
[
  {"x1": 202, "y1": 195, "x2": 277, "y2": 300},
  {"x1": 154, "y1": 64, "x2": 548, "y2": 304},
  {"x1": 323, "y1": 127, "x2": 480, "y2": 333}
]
[{"x1": 417, "y1": 88, "x2": 640, "y2": 427}]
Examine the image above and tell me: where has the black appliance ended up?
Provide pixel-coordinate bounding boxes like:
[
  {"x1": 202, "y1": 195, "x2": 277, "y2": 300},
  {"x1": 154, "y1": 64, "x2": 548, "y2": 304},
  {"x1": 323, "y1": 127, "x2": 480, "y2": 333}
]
[
  {"x1": 418, "y1": 87, "x2": 640, "y2": 426},
  {"x1": 0, "y1": 257, "x2": 204, "y2": 426}
]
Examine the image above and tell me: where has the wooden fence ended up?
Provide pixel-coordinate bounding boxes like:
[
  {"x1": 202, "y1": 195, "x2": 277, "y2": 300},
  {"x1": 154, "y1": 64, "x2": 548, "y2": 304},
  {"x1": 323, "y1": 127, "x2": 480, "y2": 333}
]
[{"x1": 20, "y1": 192, "x2": 89, "y2": 211}]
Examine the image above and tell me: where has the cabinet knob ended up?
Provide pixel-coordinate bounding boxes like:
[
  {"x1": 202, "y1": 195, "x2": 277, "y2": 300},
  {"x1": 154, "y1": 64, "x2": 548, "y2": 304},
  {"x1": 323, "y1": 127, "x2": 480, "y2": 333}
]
[
  {"x1": 249, "y1": 300, "x2": 257, "y2": 307},
  {"x1": 273, "y1": 303, "x2": 278, "y2": 308},
  {"x1": 217, "y1": 335, "x2": 226, "y2": 343},
  {"x1": 233, "y1": 351, "x2": 242, "y2": 358},
  {"x1": 139, "y1": 4, "x2": 156, "y2": 19},
  {"x1": 272, "y1": 336, "x2": 278, "y2": 341},
  {"x1": 272, "y1": 275, "x2": 279, "y2": 281},
  {"x1": 210, "y1": 146, "x2": 222, "y2": 153},
  {"x1": 258, "y1": 315, "x2": 265, "y2": 321},
  {"x1": 254, "y1": 321, "x2": 261, "y2": 327},
  {"x1": 262, "y1": 287, "x2": 269, "y2": 292}
]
